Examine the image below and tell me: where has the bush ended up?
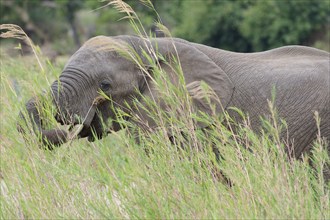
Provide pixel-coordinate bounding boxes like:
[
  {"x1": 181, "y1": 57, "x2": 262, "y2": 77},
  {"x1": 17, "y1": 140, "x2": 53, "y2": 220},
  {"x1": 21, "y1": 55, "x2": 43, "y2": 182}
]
[{"x1": 170, "y1": 0, "x2": 330, "y2": 52}]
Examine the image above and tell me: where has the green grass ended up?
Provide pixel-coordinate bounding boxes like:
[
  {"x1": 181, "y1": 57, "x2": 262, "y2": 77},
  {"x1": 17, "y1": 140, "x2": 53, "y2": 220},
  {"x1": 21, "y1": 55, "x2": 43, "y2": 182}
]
[
  {"x1": 1, "y1": 43, "x2": 329, "y2": 219},
  {"x1": 1, "y1": 1, "x2": 329, "y2": 218}
]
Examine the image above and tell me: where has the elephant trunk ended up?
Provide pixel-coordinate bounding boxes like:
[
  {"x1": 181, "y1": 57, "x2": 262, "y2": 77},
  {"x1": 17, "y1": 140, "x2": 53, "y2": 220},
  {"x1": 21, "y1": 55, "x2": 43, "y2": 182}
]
[
  {"x1": 50, "y1": 79, "x2": 96, "y2": 127},
  {"x1": 17, "y1": 96, "x2": 68, "y2": 147},
  {"x1": 18, "y1": 75, "x2": 100, "y2": 147}
]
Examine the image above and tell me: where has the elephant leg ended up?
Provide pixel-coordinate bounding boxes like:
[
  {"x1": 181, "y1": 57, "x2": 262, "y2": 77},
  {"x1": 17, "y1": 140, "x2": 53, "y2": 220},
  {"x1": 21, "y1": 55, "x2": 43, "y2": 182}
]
[{"x1": 169, "y1": 128, "x2": 233, "y2": 186}]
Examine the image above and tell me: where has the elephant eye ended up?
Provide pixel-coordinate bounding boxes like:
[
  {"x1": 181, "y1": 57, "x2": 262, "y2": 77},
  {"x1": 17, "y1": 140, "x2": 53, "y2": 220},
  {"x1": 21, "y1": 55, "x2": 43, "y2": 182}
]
[{"x1": 100, "y1": 81, "x2": 111, "y2": 91}]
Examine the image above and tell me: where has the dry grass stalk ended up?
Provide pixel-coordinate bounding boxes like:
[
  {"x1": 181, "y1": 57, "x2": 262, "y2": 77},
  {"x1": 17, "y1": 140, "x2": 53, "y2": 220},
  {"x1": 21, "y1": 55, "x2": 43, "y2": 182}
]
[{"x1": 0, "y1": 24, "x2": 44, "y2": 72}]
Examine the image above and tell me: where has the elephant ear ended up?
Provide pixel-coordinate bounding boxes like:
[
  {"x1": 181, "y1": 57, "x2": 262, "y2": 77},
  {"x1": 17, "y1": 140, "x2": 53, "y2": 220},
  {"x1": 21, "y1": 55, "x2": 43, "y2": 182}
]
[{"x1": 133, "y1": 38, "x2": 234, "y2": 130}]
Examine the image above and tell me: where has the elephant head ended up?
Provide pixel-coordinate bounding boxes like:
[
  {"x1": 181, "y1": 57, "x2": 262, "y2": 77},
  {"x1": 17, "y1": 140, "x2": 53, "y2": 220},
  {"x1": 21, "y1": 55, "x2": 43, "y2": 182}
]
[{"x1": 18, "y1": 35, "x2": 234, "y2": 146}]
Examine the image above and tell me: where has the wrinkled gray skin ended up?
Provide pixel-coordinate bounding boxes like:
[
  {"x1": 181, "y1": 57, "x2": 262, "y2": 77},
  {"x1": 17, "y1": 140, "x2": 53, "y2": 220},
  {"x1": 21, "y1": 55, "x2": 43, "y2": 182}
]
[{"x1": 19, "y1": 35, "x2": 329, "y2": 160}]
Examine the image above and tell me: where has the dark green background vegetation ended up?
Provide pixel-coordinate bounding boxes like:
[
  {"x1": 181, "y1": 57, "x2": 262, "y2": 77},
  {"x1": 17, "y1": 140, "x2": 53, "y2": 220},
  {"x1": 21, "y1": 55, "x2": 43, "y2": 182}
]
[{"x1": 1, "y1": 0, "x2": 329, "y2": 55}]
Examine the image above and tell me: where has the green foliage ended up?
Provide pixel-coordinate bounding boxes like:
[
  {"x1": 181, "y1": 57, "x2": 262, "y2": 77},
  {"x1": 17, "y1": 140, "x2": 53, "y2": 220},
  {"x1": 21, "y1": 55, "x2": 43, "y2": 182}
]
[
  {"x1": 169, "y1": 0, "x2": 252, "y2": 51},
  {"x1": 240, "y1": 0, "x2": 330, "y2": 51},
  {"x1": 168, "y1": 0, "x2": 329, "y2": 51},
  {"x1": 0, "y1": 0, "x2": 67, "y2": 43},
  {"x1": 1, "y1": 0, "x2": 329, "y2": 53}
]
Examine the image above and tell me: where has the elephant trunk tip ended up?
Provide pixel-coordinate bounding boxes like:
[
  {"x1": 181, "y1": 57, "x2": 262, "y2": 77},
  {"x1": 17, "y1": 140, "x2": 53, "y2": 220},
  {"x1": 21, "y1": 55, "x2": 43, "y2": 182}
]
[
  {"x1": 40, "y1": 129, "x2": 69, "y2": 147},
  {"x1": 17, "y1": 121, "x2": 69, "y2": 149},
  {"x1": 17, "y1": 108, "x2": 69, "y2": 149}
]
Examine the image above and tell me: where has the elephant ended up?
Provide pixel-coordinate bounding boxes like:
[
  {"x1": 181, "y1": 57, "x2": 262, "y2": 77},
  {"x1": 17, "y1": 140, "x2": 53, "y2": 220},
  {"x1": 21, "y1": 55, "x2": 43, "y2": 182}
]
[{"x1": 18, "y1": 35, "x2": 329, "y2": 161}]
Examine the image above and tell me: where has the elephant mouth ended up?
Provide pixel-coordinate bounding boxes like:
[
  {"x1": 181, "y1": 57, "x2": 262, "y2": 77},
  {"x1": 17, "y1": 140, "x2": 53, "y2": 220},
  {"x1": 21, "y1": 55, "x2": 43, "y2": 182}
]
[
  {"x1": 76, "y1": 111, "x2": 110, "y2": 142},
  {"x1": 74, "y1": 115, "x2": 96, "y2": 139},
  {"x1": 54, "y1": 100, "x2": 100, "y2": 141},
  {"x1": 54, "y1": 97, "x2": 113, "y2": 142}
]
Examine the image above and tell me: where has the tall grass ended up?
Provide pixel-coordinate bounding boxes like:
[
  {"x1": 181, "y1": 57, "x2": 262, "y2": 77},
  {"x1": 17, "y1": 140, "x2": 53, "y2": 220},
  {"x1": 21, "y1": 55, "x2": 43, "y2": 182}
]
[{"x1": 0, "y1": 0, "x2": 329, "y2": 218}]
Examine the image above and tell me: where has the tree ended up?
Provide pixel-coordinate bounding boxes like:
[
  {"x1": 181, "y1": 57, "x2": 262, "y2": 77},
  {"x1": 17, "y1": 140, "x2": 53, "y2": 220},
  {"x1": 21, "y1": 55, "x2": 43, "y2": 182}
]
[{"x1": 165, "y1": 0, "x2": 329, "y2": 52}]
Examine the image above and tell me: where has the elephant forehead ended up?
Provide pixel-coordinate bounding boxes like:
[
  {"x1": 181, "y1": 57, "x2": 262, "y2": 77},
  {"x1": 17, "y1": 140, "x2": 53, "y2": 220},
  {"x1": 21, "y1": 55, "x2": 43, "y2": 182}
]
[
  {"x1": 64, "y1": 51, "x2": 137, "y2": 79},
  {"x1": 67, "y1": 48, "x2": 118, "y2": 67},
  {"x1": 73, "y1": 49, "x2": 99, "y2": 60},
  {"x1": 84, "y1": 35, "x2": 118, "y2": 47},
  {"x1": 84, "y1": 35, "x2": 108, "y2": 45},
  {"x1": 64, "y1": 50, "x2": 101, "y2": 70},
  {"x1": 83, "y1": 36, "x2": 131, "y2": 54}
]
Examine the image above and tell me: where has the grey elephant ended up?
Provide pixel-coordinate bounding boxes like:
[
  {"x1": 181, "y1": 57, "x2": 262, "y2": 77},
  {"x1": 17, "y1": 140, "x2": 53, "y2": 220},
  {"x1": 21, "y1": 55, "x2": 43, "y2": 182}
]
[{"x1": 18, "y1": 35, "x2": 329, "y2": 159}]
